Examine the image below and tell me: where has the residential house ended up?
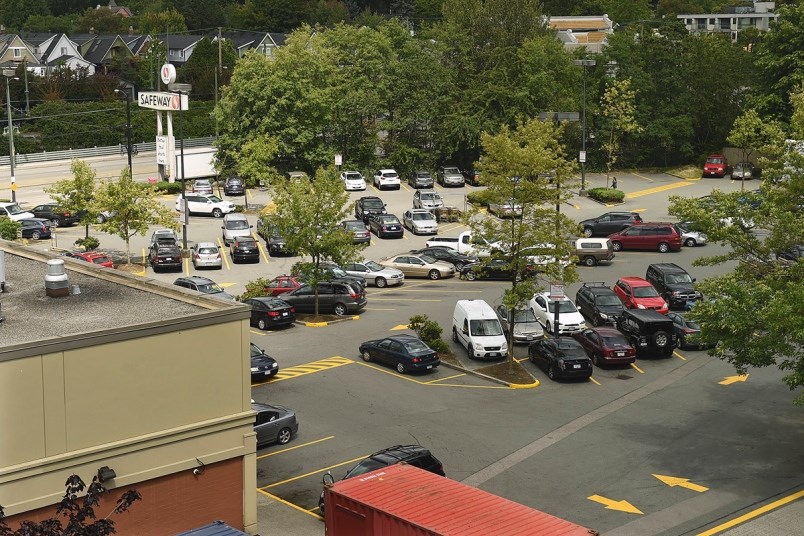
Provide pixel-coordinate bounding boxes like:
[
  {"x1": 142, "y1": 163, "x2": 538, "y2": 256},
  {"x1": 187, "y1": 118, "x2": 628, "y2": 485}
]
[
  {"x1": 159, "y1": 34, "x2": 205, "y2": 66},
  {"x1": 0, "y1": 34, "x2": 38, "y2": 71},
  {"x1": 217, "y1": 31, "x2": 286, "y2": 59},
  {"x1": 21, "y1": 33, "x2": 95, "y2": 76},
  {"x1": 677, "y1": 1, "x2": 778, "y2": 42},
  {"x1": 72, "y1": 34, "x2": 133, "y2": 73},
  {"x1": 98, "y1": 0, "x2": 133, "y2": 17},
  {"x1": 547, "y1": 14, "x2": 615, "y2": 54},
  {"x1": 124, "y1": 34, "x2": 152, "y2": 56}
]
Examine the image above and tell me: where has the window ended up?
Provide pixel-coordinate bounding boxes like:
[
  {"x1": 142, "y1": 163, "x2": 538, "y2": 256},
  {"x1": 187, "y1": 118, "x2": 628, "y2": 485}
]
[
  {"x1": 624, "y1": 227, "x2": 641, "y2": 236},
  {"x1": 61, "y1": 47, "x2": 68, "y2": 55},
  {"x1": 388, "y1": 341, "x2": 404, "y2": 353},
  {"x1": 378, "y1": 339, "x2": 392, "y2": 349},
  {"x1": 13, "y1": 48, "x2": 21, "y2": 58}
]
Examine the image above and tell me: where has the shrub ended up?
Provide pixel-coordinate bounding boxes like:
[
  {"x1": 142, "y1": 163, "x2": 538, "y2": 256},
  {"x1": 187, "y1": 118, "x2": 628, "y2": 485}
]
[
  {"x1": 0, "y1": 218, "x2": 20, "y2": 240},
  {"x1": 466, "y1": 190, "x2": 494, "y2": 208},
  {"x1": 236, "y1": 277, "x2": 272, "y2": 301},
  {"x1": 587, "y1": 187, "x2": 625, "y2": 203},
  {"x1": 75, "y1": 236, "x2": 100, "y2": 250},
  {"x1": 408, "y1": 314, "x2": 450, "y2": 353},
  {"x1": 153, "y1": 181, "x2": 183, "y2": 194}
]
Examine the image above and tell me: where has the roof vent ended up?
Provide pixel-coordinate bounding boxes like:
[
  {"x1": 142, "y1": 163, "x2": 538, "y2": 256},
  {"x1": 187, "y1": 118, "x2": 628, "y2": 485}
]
[{"x1": 45, "y1": 259, "x2": 70, "y2": 298}]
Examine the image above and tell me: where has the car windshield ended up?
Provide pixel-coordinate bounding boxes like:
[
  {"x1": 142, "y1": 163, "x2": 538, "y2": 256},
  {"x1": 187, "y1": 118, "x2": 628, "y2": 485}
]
[
  {"x1": 364, "y1": 261, "x2": 384, "y2": 271},
  {"x1": 602, "y1": 334, "x2": 629, "y2": 346},
  {"x1": 443, "y1": 167, "x2": 460, "y2": 174},
  {"x1": 196, "y1": 282, "x2": 223, "y2": 294},
  {"x1": 633, "y1": 286, "x2": 659, "y2": 298},
  {"x1": 227, "y1": 220, "x2": 249, "y2": 229},
  {"x1": 195, "y1": 181, "x2": 211, "y2": 187},
  {"x1": 5, "y1": 203, "x2": 26, "y2": 215},
  {"x1": 344, "y1": 221, "x2": 365, "y2": 230},
  {"x1": 198, "y1": 247, "x2": 218, "y2": 254},
  {"x1": 227, "y1": 178, "x2": 242, "y2": 184},
  {"x1": 383, "y1": 172, "x2": 398, "y2": 178},
  {"x1": 685, "y1": 320, "x2": 701, "y2": 330},
  {"x1": 547, "y1": 300, "x2": 578, "y2": 313},
  {"x1": 404, "y1": 340, "x2": 431, "y2": 353},
  {"x1": 379, "y1": 216, "x2": 398, "y2": 223},
  {"x1": 418, "y1": 254, "x2": 437, "y2": 264},
  {"x1": 328, "y1": 267, "x2": 347, "y2": 277},
  {"x1": 412, "y1": 212, "x2": 435, "y2": 221},
  {"x1": 345, "y1": 173, "x2": 362, "y2": 180},
  {"x1": 345, "y1": 458, "x2": 387, "y2": 479},
  {"x1": 92, "y1": 256, "x2": 110, "y2": 264},
  {"x1": 596, "y1": 295, "x2": 622, "y2": 306},
  {"x1": 556, "y1": 340, "x2": 581, "y2": 351},
  {"x1": 237, "y1": 239, "x2": 256, "y2": 247},
  {"x1": 364, "y1": 199, "x2": 384, "y2": 208},
  {"x1": 666, "y1": 273, "x2": 693, "y2": 284},
  {"x1": 513, "y1": 309, "x2": 538, "y2": 323},
  {"x1": 470, "y1": 319, "x2": 503, "y2": 336},
  {"x1": 421, "y1": 193, "x2": 441, "y2": 201},
  {"x1": 706, "y1": 157, "x2": 724, "y2": 164},
  {"x1": 416, "y1": 172, "x2": 430, "y2": 178}
]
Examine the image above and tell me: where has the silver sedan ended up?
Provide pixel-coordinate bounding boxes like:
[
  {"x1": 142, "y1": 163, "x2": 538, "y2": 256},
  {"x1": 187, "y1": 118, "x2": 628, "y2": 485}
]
[
  {"x1": 342, "y1": 260, "x2": 405, "y2": 288},
  {"x1": 191, "y1": 242, "x2": 223, "y2": 269},
  {"x1": 403, "y1": 209, "x2": 439, "y2": 235}
]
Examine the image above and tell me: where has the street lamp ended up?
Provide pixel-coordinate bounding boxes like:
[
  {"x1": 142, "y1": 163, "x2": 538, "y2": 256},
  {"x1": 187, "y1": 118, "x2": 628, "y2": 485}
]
[
  {"x1": 4, "y1": 71, "x2": 19, "y2": 203},
  {"x1": 574, "y1": 59, "x2": 596, "y2": 194},
  {"x1": 114, "y1": 88, "x2": 133, "y2": 181},
  {"x1": 170, "y1": 82, "x2": 192, "y2": 251}
]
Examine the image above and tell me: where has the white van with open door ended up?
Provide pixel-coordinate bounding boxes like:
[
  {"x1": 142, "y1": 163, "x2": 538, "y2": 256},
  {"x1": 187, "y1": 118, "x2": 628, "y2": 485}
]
[{"x1": 452, "y1": 299, "x2": 508, "y2": 359}]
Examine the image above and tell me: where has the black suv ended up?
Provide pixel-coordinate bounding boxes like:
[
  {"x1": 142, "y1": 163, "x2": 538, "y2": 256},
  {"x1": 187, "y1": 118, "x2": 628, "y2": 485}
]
[
  {"x1": 575, "y1": 282, "x2": 625, "y2": 326},
  {"x1": 223, "y1": 176, "x2": 245, "y2": 195},
  {"x1": 148, "y1": 240, "x2": 182, "y2": 272},
  {"x1": 256, "y1": 218, "x2": 290, "y2": 256},
  {"x1": 579, "y1": 211, "x2": 642, "y2": 237},
  {"x1": 30, "y1": 203, "x2": 81, "y2": 227},
  {"x1": 319, "y1": 445, "x2": 444, "y2": 513},
  {"x1": 616, "y1": 309, "x2": 678, "y2": 358},
  {"x1": 645, "y1": 263, "x2": 702, "y2": 310},
  {"x1": 355, "y1": 196, "x2": 387, "y2": 224}
]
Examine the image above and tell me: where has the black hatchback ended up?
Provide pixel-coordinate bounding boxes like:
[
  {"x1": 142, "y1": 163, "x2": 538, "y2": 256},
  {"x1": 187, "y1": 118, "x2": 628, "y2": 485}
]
[
  {"x1": 528, "y1": 337, "x2": 593, "y2": 381},
  {"x1": 243, "y1": 297, "x2": 296, "y2": 330},
  {"x1": 224, "y1": 176, "x2": 246, "y2": 195},
  {"x1": 19, "y1": 218, "x2": 53, "y2": 240}
]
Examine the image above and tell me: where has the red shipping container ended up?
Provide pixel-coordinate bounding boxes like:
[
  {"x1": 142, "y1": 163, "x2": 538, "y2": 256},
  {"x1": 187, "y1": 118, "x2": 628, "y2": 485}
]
[{"x1": 324, "y1": 464, "x2": 598, "y2": 536}]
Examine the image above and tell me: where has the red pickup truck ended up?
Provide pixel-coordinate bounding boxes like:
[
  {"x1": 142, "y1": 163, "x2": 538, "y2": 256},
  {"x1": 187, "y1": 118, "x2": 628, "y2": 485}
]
[{"x1": 703, "y1": 154, "x2": 729, "y2": 177}]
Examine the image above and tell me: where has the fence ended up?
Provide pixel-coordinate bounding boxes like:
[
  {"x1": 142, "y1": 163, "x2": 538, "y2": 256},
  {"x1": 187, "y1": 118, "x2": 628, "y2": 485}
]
[{"x1": 0, "y1": 137, "x2": 217, "y2": 166}]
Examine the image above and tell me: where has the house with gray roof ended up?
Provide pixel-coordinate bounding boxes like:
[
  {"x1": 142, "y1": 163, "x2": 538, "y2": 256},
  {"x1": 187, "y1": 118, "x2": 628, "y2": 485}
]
[
  {"x1": 216, "y1": 31, "x2": 287, "y2": 59},
  {"x1": 73, "y1": 34, "x2": 133, "y2": 72},
  {"x1": 21, "y1": 33, "x2": 95, "y2": 76}
]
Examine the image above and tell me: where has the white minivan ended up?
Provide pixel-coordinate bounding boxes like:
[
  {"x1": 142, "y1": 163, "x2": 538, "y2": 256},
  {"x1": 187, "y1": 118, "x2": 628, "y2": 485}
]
[
  {"x1": 452, "y1": 299, "x2": 508, "y2": 359},
  {"x1": 221, "y1": 213, "x2": 252, "y2": 244}
]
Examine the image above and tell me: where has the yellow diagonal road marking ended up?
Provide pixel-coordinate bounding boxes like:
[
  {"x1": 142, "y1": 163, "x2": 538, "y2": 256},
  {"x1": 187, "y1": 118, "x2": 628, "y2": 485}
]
[
  {"x1": 257, "y1": 436, "x2": 335, "y2": 459},
  {"x1": 257, "y1": 489, "x2": 321, "y2": 519},
  {"x1": 261, "y1": 455, "x2": 368, "y2": 489},
  {"x1": 625, "y1": 181, "x2": 691, "y2": 199},
  {"x1": 256, "y1": 357, "x2": 354, "y2": 384}
]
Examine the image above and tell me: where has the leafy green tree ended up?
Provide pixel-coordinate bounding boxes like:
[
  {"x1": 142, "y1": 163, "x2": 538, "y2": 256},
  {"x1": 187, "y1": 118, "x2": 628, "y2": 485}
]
[
  {"x1": 77, "y1": 6, "x2": 129, "y2": 33},
  {"x1": 263, "y1": 167, "x2": 364, "y2": 315},
  {"x1": 599, "y1": 77, "x2": 642, "y2": 187},
  {"x1": 45, "y1": 160, "x2": 99, "y2": 239},
  {"x1": 468, "y1": 117, "x2": 580, "y2": 365},
  {"x1": 136, "y1": 7, "x2": 188, "y2": 35},
  {"x1": 22, "y1": 13, "x2": 80, "y2": 33},
  {"x1": 180, "y1": 37, "x2": 238, "y2": 101},
  {"x1": 0, "y1": 218, "x2": 20, "y2": 241},
  {"x1": 727, "y1": 108, "x2": 780, "y2": 191},
  {"x1": 790, "y1": 83, "x2": 804, "y2": 139},
  {"x1": 93, "y1": 168, "x2": 178, "y2": 264},
  {"x1": 164, "y1": 0, "x2": 231, "y2": 30},
  {"x1": 230, "y1": 133, "x2": 283, "y2": 187},
  {"x1": 0, "y1": 0, "x2": 49, "y2": 31}
]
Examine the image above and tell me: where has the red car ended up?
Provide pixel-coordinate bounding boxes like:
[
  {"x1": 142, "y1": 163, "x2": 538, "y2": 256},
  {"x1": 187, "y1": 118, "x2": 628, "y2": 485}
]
[
  {"x1": 607, "y1": 222, "x2": 683, "y2": 253},
  {"x1": 703, "y1": 154, "x2": 728, "y2": 177},
  {"x1": 573, "y1": 327, "x2": 636, "y2": 366},
  {"x1": 614, "y1": 277, "x2": 669, "y2": 314},
  {"x1": 67, "y1": 251, "x2": 114, "y2": 268},
  {"x1": 264, "y1": 275, "x2": 305, "y2": 296}
]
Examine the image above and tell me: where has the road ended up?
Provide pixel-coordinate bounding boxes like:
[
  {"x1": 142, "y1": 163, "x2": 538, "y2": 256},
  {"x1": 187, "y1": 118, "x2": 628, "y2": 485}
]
[{"x1": 10, "y1": 158, "x2": 802, "y2": 535}]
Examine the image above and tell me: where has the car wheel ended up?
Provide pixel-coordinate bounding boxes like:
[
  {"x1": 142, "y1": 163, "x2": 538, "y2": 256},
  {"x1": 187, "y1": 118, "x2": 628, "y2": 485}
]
[
  {"x1": 465, "y1": 270, "x2": 477, "y2": 281},
  {"x1": 333, "y1": 303, "x2": 347, "y2": 316},
  {"x1": 277, "y1": 427, "x2": 292, "y2": 445},
  {"x1": 31, "y1": 231, "x2": 41, "y2": 240},
  {"x1": 466, "y1": 343, "x2": 473, "y2": 358},
  {"x1": 547, "y1": 365, "x2": 556, "y2": 380},
  {"x1": 546, "y1": 321, "x2": 553, "y2": 334},
  {"x1": 592, "y1": 314, "x2": 600, "y2": 327},
  {"x1": 258, "y1": 318, "x2": 268, "y2": 331},
  {"x1": 592, "y1": 353, "x2": 600, "y2": 366},
  {"x1": 429, "y1": 269, "x2": 441, "y2": 280},
  {"x1": 582, "y1": 227, "x2": 594, "y2": 237},
  {"x1": 452, "y1": 327, "x2": 458, "y2": 342},
  {"x1": 612, "y1": 241, "x2": 623, "y2": 252},
  {"x1": 583, "y1": 256, "x2": 597, "y2": 267},
  {"x1": 396, "y1": 362, "x2": 406, "y2": 374},
  {"x1": 375, "y1": 277, "x2": 387, "y2": 288},
  {"x1": 361, "y1": 350, "x2": 372, "y2": 362},
  {"x1": 212, "y1": 208, "x2": 223, "y2": 218},
  {"x1": 685, "y1": 238, "x2": 697, "y2": 247},
  {"x1": 658, "y1": 242, "x2": 670, "y2": 253},
  {"x1": 653, "y1": 330, "x2": 669, "y2": 348},
  {"x1": 453, "y1": 261, "x2": 464, "y2": 271}
]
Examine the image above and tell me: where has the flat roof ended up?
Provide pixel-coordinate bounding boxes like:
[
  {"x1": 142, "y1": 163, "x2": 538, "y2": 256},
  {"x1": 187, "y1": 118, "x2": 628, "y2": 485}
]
[{"x1": 0, "y1": 242, "x2": 248, "y2": 355}]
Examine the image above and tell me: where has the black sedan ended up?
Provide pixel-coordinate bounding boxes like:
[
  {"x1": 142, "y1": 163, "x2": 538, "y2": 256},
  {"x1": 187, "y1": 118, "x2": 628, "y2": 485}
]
[
  {"x1": 528, "y1": 337, "x2": 593, "y2": 381},
  {"x1": 243, "y1": 297, "x2": 296, "y2": 330},
  {"x1": 460, "y1": 258, "x2": 535, "y2": 281},
  {"x1": 230, "y1": 236, "x2": 260, "y2": 263},
  {"x1": 19, "y1": 218, "x2": 53, "y2": 240},
  {"x1": 359, "y1": 334, "x2": 440, "y2": 374},
  {"x1": 250, "y1": 342, "x2": 279, "y2": 381},
  {"x1": 667, "y1": 312, "x2": 713, "y2": 349},
  {"x1": 410, "y1": 246, "x2": 478, "y2": 271},
  {"x1": 368, "y1": 214, "x2": 404, "y2": 238}
]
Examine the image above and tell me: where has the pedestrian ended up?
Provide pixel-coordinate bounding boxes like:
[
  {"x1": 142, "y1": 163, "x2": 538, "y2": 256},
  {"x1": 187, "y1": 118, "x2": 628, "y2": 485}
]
[{"x1": 611, "y1": 176, "x2": 618, "y2": 189}]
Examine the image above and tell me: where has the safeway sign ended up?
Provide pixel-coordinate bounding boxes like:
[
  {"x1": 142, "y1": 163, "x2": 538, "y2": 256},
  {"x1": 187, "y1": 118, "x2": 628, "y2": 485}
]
[{"x1": 138, "y1": 91, "x2": 188, "y2": 111}]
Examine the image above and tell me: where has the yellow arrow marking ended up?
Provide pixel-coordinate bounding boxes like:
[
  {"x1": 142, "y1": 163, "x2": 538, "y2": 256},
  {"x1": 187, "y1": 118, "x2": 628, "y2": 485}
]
[
  {"x1": 626, "y1": 181, "x2": 691, "y2": 199},
  {"x1": 390, "y1": 324, "x2": 409, "y2": 331},
  {"x1": 719, "y1": 374, "x2": 749, "y2": 385},
  {"x1": 588, "y1": 494, "x2": 643, "y2": 514},
  {"x1": 653, "y1": 474, "x2": 709, "y2": 492}
]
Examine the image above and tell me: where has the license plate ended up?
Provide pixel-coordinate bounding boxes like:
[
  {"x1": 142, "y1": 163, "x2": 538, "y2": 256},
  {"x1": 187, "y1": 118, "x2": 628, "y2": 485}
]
[
  {"x1": 165, "y1": 257, "x2": 173, "y2": 261},
  {"x1": 488, "y1": 352, "x2": 499, "y2": 357},
  {"x1": 242, "y1": 249, "x2": 250, "y2": 252},
  {"x1": 526, "y1": 336, "x2": 533, "y2": 340},
  {"x1": 426, "y1": 365, "x2": 433, "y2": 369},
  {"x1": 616, "y1": 351, "x2": 625, "y2": 357},
  {"x1": 264, "y1": 371, "x2": 271, "y2": 376},
  {"x1": 573, "y1": 364, "x2": 581, "y2": 369},
  {"x1": 282, "y1": 312, "x2": 288, "y2": 316}
]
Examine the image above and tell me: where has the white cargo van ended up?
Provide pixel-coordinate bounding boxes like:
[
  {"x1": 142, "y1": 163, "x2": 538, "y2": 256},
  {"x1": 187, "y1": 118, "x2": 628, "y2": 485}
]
[
  {"x1": 221, "y1": 213, "x2": 252, "y2": 244},
  {"x1": 426, "y1": 230, "x2": 493, "y2": 257},
  {"x1": 452, "y1": 300, "x2": 508, "y2": 359}
]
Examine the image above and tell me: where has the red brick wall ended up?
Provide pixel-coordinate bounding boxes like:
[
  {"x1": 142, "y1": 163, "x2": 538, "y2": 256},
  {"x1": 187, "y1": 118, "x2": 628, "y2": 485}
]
[{"x1": 3, "y1": 457, "x2": 244, "y2": 535}]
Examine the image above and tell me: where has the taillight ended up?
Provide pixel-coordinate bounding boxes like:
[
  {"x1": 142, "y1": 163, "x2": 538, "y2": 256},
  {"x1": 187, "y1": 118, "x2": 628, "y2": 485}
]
[
  {"x1": 63, "y1": 212, "x2": 69, "y2": 216},
  {"x1": 349, "y1": 291, "x2": 359, "y2": 298},
  {"x1": 290, "y1": 307, "x2": 296, "y2": 313},
  {"x1": 267, "y1": 311, "x2": 280, "y2": 317},
  {"x1": 412, "y1": 357, "x2": 421, "y2": 363}
]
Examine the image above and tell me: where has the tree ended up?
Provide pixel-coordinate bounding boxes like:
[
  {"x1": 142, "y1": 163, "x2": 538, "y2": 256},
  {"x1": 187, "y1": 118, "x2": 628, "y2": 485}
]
[
  {"x1": 77, "y1": 6, "x2": 129, "y2": 33},
  {"x1": 45, "y1": 160, "x2": 99, "y2": 239},
  {"x1": 93, "y1": 168, "x2": 179, "y2": 264},
  {"x1": 0, "y1": 0, "x2": 49, "y2": 31},
  {"x1": 599, "y1": 77, "x2": 641, "y2": 187},
  {"x1": 263, "y1": 167, "x2": 365, "y2": 315},
  {"x1": 0, "y1": 474, "x2": 140, "y2": 535},
  {"x1": 180, "y1": 37, "x2": 238, "y2": 101},
  {"x1": 136, "y1": 8, "x2": 188, "y2": 35},
  {"x1": 468, "y1": 117, "x2": 580, "y2": 367},
  {"x1": 726, "y1": 108, "x2": 779, "y2": 191}
]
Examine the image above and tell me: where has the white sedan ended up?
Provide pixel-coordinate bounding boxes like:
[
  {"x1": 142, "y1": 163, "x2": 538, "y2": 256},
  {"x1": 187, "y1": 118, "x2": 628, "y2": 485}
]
[
  {"x1": 403, "y1": 209, "x2": 438, "y2": 235},
  {"x1": 340, "y1": 171, "x2": 367, "y2": 191},
  {"x1": 528, "y1": 292, "x2": 586, "y2": 335},
  {"x1": 342, "y1": 260, "x2": 405, "y2": 288}
]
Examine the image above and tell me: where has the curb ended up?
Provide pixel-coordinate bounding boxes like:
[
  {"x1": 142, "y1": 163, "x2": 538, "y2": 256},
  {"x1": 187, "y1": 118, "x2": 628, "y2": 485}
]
[
  {"x1": 298, "y1": 315, "x2": 360, "y2": 327},
  {"x1": 438, "y1": 359, "x2": 540, "y2": 389}
]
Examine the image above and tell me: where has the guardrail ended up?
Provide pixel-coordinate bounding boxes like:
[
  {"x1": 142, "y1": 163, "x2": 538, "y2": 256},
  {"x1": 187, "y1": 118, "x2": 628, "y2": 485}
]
[{"x1": 0, "y1": 137, "x2": 216, "y2": 166}]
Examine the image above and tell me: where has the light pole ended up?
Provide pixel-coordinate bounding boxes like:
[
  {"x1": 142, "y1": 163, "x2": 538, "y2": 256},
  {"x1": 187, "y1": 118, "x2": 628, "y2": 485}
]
[
  {"x1": 574, "y1": 59, "x2": 596, "y2": 194},
  {"x1": 114, "y1": 88, "x2": 134, "y2": 181},
  {"x1": 4, "y1": 71, "x2": 19, "y2": 203},
  {"x1": 170, "y1": 83, "x2": 192, "y2": 251}
]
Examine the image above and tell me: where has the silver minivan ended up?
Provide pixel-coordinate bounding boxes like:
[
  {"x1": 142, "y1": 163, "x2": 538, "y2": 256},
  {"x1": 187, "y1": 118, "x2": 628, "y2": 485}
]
[{"x1": 222, "y1": 213, "x2": 252, "y2": 244}]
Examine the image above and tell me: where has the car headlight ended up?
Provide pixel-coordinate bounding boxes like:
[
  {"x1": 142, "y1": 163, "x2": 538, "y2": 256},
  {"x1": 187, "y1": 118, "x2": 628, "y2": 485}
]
[
  {"x1": 599, "y1": 312, "x2": 608, "y2": 319},
  {"x1": 637, "y1": 304, "x2": 647, "y2": 309},
  {"x1": 672, "y1": 291, "x2": 682, "y2": 296},
  {"x1": 272, "y1": 363, "x2": 278, "y2": 368},
  {"x1": 501, "y1": 343, "x2": 508, "y2": 352},
  {"x1": 250, "y1": 367, "x2": 259, "y2": 372}
]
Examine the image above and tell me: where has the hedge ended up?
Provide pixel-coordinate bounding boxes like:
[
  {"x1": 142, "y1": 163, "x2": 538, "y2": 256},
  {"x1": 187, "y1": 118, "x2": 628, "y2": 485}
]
[{"x1": 587, "y1": 187, "x2": 625, "y2": 203}]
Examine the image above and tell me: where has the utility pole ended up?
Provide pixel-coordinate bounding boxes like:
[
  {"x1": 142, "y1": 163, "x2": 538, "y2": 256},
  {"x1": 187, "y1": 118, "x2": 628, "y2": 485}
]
[
  {"x1": 4, "y1": 72, "x2": 19, "y2": 203},
  {"x1": 218, "y1": 27, "x2": 223, "y2": 76}
]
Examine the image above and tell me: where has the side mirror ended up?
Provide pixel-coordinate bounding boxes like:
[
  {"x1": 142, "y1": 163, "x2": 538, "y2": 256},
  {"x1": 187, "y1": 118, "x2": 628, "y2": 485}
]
[
  {"x1": 692, "y1": 278, "x2": 697, "y2": 282},
  {"x1": 221, "y1": 226, "x2": 225, "y2": 229},
  {"x1": 250, "y1": 225, "x2": 254, "y2": 228},
  {"x1": 462, "y1": 327, "x2": 468, "y2": 335},
  {"x1": 323, "y1": 472, "x2": 335, "y2": 486}
]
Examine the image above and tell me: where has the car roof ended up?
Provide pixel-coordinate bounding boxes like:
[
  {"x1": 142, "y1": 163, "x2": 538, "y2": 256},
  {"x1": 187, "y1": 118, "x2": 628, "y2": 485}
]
[
  {"x1": 386, "y1": 334, "x2": 420, "y2": 343},
  {"x1": 360, "y1": 196, "x2": 383, "y2": 201},
  {"x1": 618, "y1": 276, "x2": 652, "y2": 286},
  {"x1": 251, "y1": 402, "x2": 285, "y2": 413},
  {"x1": 536, "y1": 291, "x2": 572, "y2": 301},
  {"x1": 378, "y1": 168, "x2": 397, "y2": 173},
  {"x1": 648, "y1": 262, "x2": 685, "y2": 272},
  {"x1": 587, "y1": 326, "x2": 624, "y2": 336},
  {"x1": 195, "y1": 241, "x2": 218, "y2": 248},
  {"x1": 624, "y1": 309, "x2": 671, "y2": 322},
  {"x1": 179, "y1": 276, "x2": 215, "y2": 284},
  {"x1": 409, "y1": 208, "x2": 433, "y2": 214}
]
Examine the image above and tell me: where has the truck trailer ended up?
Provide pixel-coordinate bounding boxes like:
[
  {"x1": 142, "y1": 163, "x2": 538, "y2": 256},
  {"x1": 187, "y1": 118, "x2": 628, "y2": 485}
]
[{"x1": 324, "y1": 463, "x2": 598, "y2": 536}]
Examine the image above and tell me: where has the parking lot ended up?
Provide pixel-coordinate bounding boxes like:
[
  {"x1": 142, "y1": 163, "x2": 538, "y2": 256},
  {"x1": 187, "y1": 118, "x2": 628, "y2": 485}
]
[{"x1": 16, "y1": 164, "x2": 804, "y2": 534}]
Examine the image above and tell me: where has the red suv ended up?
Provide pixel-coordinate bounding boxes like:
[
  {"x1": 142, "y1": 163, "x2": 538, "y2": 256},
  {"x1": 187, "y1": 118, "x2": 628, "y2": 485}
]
[
  {"x1": 703, "y1": 154, "x2": 728, "y2": 177},
  {"x1": 614, "y1": 277, "x2": 669, "y2": 314},
  {"x1": 608, "y1": 222, "x2": 682, "y2": 253}
]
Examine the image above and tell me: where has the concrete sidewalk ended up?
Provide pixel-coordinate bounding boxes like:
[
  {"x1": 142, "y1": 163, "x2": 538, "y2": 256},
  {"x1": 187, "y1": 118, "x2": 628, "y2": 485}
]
[{"x1": 256, "y1": 490, "x2": 322, "y2": 536}]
